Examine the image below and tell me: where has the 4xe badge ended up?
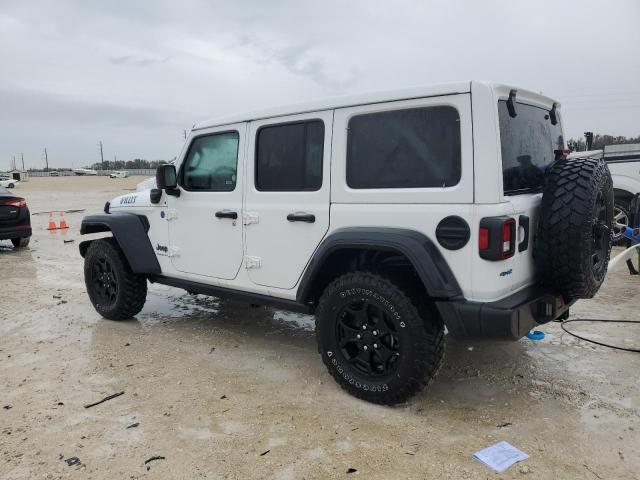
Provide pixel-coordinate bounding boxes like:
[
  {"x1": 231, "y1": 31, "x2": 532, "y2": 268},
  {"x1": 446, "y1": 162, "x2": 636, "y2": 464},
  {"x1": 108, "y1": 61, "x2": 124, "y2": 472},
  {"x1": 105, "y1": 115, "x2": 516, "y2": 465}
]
[{"x1": 119, "y1": 195, "x2": 137, "y2": 205}]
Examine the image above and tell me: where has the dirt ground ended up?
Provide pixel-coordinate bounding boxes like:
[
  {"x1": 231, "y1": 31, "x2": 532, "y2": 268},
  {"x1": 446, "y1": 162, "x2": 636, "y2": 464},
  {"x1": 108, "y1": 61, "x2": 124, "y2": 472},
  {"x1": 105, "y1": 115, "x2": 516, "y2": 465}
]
[{"x1": 1, "y1": 176, "x2": 639, "y2": 480}]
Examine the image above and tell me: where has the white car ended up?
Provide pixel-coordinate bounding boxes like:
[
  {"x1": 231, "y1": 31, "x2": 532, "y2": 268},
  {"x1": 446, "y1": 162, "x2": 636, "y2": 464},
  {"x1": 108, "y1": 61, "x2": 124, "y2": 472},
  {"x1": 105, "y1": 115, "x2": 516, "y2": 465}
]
[
  {"x1": 604, "y1": 144, "x2": 640, "y2": 242},
  {"x1": 570, "y1": 144, "x2": 640, "y2": 243},
  {"x1": 79, "y1": 81, "x2": 613, "y2": 405},
  {"x1": 0, "y1": 179, "x2": 19, "y2": 188}
]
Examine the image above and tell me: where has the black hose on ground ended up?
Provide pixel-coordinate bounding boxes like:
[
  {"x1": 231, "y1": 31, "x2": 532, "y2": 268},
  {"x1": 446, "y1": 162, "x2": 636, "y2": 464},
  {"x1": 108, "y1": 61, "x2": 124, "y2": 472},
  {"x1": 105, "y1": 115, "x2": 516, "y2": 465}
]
[{"x1": 557, "y1": 318, "x2": 640, "y2": 353}]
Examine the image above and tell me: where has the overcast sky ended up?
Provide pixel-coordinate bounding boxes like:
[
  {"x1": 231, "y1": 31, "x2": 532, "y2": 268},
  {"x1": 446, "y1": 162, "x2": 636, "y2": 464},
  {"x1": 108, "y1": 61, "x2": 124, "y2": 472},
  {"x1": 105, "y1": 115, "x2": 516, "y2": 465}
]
[{"x1": 1, "y1": 0, "x2": 639, "y2": 170}]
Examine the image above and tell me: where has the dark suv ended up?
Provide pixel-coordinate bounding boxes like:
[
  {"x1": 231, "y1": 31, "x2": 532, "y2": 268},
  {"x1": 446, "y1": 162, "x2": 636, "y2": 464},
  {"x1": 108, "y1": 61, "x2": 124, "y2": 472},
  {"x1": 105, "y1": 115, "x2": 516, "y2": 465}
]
[{"x1": 0, "y1": 187, "x2": 32, "y2": 248}]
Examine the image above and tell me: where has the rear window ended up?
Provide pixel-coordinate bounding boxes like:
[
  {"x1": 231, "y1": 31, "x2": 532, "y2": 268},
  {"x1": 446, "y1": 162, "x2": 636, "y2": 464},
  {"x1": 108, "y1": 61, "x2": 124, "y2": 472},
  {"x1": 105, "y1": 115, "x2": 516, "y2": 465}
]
[
  {"x1": 499, "y1": 101, "x2": 564, "y2": 195},
  {"x1": 346, "y1": 106, "x2": 461, "y2": 189}
]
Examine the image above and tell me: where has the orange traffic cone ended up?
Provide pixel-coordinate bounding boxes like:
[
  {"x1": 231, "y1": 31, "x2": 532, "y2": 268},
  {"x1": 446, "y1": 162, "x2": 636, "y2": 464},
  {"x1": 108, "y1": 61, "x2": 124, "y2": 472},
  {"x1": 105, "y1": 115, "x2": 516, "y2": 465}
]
[
  {"x1": 47, "y1": 212, "x2": 57, "y2": 230},
  {"x1": 59, "y1": 212, "x2": 69, "y2": 229}
]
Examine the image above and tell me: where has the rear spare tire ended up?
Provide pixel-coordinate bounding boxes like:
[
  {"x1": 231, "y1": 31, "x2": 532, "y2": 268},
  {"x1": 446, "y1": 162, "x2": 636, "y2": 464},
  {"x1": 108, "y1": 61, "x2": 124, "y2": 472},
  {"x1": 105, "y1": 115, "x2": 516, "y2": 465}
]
[{"x1": 537, "y1": 156, "x2": 613, "y2": 299}]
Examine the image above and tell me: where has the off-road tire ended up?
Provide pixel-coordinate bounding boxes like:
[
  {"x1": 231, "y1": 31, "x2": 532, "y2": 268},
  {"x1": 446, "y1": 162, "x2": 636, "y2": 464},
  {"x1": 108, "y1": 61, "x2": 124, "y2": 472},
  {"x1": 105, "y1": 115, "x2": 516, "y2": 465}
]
[
  {"x1": 613, "y1": 201, "x2": 631, "y2": 246},
  {"x1": 537, "y1": 157, "x2": 613, "y2": 299},
  {"x1": 84, "y1": 238, "x2": 147, "y2": 320},
  {"x1": 315, "y1": 272, "x2": 444, "y2": 405},
  {"x1": 11, "y1": 236, "x2": 30, "y2": 249}
]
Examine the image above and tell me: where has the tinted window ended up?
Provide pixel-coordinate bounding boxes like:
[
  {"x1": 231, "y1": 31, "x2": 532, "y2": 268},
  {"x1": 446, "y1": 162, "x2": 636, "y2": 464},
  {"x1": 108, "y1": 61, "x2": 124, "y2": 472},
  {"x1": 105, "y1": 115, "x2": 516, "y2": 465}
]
[
  {"x1": 182, "y1": 132, "x2": 239, "y2": 191},
  {"x1": 346, "y1": 106, "x2": 461, "y2": 189},
  {"x1": 499, "y1": 101, "x2": 564, "y2": 195},
  {"x1": 256, "y1": 121, "x2": 324, "y2": 191}
]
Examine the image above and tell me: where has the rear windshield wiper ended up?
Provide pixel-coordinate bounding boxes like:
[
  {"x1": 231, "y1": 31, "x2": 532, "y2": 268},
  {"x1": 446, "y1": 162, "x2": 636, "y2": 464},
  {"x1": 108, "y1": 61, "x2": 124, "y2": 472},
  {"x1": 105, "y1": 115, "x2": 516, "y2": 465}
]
[
  {"x1": 506, "y1": 90, "x2": 517, "y2": 118},
  {"x1": 549, "y1": 103, "x2": 558, "y2": 125}
]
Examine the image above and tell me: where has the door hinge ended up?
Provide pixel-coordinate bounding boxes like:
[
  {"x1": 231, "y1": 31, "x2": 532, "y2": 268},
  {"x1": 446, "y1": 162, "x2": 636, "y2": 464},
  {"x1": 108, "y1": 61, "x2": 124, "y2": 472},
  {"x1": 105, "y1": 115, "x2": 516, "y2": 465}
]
[
  {"x1": 244, "y1": 255, "x2": 262, "y2": 269},
  {"x1": 164, "y1": 209, "x2": 178, "y2": 221},
  {"x1": 243, "y1": 212, "x2": 259, "y2": 225}
]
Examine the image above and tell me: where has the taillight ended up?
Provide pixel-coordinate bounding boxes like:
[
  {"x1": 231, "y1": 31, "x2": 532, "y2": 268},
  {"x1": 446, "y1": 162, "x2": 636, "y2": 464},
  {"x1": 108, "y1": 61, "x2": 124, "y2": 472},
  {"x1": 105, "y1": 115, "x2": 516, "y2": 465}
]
[
  {"x1": 479, "y1": 228, "x2": 489, "y2": 250},
  {"x1": 479, "y1": 216, "x2": 516, "y2": 261},
  {"x1": 501, "y1": 218, "x2": 516, "y2": 259},
  {"x1": 4, "y1": 198, "x2": 26, "y2": 208}
]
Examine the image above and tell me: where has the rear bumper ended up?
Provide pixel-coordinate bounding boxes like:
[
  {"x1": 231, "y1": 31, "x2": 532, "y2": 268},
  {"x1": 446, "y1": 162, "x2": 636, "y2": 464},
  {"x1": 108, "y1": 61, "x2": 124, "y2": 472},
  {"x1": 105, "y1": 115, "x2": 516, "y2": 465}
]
[
  {"x1": 436, "y1": 286, "x2": 573, "y2": 340},
  {"x1": 0, "y1": 225, "x2": 32, "y2": 240}
]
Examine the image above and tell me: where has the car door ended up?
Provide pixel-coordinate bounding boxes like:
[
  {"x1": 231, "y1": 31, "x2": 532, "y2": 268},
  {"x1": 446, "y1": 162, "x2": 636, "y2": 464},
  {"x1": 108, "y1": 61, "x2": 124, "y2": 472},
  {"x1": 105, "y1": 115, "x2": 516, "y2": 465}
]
[
  {"x1": 244, "y1": 111, "x2": 332, "y2": 289},
  {"x1": 167, "y1": 123, "x2": 246, "y2": 280}
]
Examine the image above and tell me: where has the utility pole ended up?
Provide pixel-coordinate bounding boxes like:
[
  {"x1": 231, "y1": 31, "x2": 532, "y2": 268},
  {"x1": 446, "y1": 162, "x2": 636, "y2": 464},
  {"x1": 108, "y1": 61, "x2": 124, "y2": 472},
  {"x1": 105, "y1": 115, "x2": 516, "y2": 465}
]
[
  {"x1": 21, "y1": 152, "x2": 24, "y2": 171},
  {"x1": 11, "y1": 156, "x2": 16, "y2": 170},
  {"x1": 44, "y1": 148, "x2": 49, "y2": 172},
  {"x1": 98, "y1": 141, "x2": 104, "y2": 169}
]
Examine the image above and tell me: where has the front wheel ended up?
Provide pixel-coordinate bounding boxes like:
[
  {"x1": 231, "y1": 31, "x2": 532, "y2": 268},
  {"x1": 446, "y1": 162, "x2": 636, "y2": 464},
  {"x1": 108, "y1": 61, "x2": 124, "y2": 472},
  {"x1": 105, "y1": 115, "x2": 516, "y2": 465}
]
[
  {"x1": 7, "y1": 183, "x2": 14, "y2": 188},
  {"x1": 84, "y1": 238, "x2": 147, "y2": 320},
  {"x1": 315, "y1": 272, "x2": 444, "y2": 405}
]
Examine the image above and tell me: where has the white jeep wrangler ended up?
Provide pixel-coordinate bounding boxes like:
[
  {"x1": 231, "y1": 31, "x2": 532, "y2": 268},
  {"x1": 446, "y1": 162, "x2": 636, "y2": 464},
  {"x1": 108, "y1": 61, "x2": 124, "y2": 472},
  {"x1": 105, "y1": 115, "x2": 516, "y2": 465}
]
[{"x1": 80, "y1": 81, "x2": 613, "y2": 405}]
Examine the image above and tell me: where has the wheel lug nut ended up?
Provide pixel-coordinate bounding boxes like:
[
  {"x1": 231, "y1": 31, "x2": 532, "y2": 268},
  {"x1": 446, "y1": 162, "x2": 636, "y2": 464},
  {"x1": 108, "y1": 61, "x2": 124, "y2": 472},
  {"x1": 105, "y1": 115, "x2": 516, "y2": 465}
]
[
  {"x1": 362, "y1": 325, "x2": 367, "y2": 330},
  {"x1": 373, "y1": 330, "x2": 378, "y2": 336},
  {"x1": 373, "y1": 343, "x2": 378, "y2": 349},
  {"x1": 363, "y1": 345, "x2": 368, "y2": 351},
  {"x1": 356, "y1": 334, "x2": 361, "y2": 339}
]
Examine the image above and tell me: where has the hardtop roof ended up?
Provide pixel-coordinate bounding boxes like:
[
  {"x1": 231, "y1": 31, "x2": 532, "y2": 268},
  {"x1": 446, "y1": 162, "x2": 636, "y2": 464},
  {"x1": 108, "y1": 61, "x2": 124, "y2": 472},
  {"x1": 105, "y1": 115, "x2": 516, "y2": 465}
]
[
  {"x1": 192, "y1": 81, "x2": 560, "y2": 131},
  {"x1": 193, "y1": 81, "x2": 472, "y2": 130}
]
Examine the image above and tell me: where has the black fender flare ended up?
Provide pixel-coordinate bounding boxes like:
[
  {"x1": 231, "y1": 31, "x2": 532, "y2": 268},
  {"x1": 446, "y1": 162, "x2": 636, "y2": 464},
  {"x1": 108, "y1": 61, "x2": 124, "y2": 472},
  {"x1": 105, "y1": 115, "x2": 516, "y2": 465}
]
[
  {"x1": 79, "y1": 213, "x2": 161, "y2": 275},
  {"x1": 296, "y1": 227, "x2": 462, "y2": 303}
]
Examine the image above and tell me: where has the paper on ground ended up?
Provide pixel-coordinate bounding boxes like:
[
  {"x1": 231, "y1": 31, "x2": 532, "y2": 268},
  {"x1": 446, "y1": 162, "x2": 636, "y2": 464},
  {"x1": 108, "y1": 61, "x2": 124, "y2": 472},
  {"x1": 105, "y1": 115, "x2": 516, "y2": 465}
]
[{"x1": 473, "y1": 441, "x2": 529, "y2": 472}]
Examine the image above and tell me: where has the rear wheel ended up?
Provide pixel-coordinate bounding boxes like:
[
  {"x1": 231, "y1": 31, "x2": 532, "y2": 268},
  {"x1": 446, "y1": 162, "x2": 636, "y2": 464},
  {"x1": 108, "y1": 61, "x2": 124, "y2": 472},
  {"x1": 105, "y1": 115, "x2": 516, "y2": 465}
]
[
  {"x1": 315, "y1": 272, "x2": 444, "y2": 405},
  {"x1": 7, "y1": 183, "x2": 14, "y2": 188},
  {"x1": 613, "y1": 202, "x2": 630, "y2": 245},
  {"x1": 84, "y1": 238, "x2": 147, "y2": 320},
  {"x1": 11, "y1": 236, "x2": 30, "y2": 249}
]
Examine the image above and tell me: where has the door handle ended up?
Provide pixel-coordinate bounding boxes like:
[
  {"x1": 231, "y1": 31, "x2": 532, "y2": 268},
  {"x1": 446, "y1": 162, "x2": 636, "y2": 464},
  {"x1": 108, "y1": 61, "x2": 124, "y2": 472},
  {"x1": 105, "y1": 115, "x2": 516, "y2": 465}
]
[
  {"x1": 287, "y1": 212, "x2": 316, "y2": 223},
  {"x1": 215, "y1": 210, "x2": 238, "y2": 220},
  {"x1": 518, "y1": 215, "x2": 530, "y2": 252}
]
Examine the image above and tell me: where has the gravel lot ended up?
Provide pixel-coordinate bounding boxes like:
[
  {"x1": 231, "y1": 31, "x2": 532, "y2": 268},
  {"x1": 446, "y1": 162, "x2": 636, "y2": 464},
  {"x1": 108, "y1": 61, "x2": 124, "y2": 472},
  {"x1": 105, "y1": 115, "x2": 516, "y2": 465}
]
[{"x1": 1, "y1": 177, "x2": 639, "y2": 479}]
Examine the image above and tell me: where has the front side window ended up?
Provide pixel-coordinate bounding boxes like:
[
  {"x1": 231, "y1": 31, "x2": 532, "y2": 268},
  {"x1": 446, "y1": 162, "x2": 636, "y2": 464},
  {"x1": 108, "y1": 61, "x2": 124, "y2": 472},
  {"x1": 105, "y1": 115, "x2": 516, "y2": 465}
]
[
  {"x1": 346, "y1": 106, "x2": 461, "y2": 189},
  {"x1": 499, "y1": 101, "x2": 564, "y2": 195},
  {"x1": 181, "y1": 131, "x2": 239, "y2": 191},
  {"x1": 256, "y1": 120, "x2": 324, "y2": 191}
]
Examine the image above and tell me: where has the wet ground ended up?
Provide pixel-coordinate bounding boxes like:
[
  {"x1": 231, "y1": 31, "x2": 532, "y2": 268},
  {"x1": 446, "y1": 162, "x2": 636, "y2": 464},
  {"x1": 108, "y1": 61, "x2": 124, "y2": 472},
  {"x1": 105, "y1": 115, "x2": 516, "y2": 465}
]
[{"x1": 1, "y1": 177, "x2": 639, "y2": 479}]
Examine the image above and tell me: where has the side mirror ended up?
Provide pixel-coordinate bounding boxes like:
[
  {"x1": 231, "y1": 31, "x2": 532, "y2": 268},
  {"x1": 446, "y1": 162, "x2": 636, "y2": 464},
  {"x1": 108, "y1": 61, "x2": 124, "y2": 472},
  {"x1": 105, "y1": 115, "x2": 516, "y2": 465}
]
[{"x1": 156, "y1": 164, "x2": 177, "y2": 189}]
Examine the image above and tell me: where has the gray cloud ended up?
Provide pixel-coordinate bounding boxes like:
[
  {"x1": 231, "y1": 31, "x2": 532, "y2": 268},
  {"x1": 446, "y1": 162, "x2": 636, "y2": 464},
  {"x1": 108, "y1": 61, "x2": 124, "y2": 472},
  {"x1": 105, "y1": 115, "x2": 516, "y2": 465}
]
[
  {"x1": 1, "y1": 0, "x2": 639, "y2": 169},
  {"x1": 108, "y1": 55, "x2": 172, "y2": 67}
]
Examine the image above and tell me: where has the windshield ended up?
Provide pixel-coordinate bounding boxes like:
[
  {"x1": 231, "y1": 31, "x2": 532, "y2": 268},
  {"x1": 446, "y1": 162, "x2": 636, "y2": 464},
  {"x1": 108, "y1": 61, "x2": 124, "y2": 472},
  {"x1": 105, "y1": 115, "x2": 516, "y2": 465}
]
[{"x1": 498, "y1": 100, "x2": 564, "y2": 195}]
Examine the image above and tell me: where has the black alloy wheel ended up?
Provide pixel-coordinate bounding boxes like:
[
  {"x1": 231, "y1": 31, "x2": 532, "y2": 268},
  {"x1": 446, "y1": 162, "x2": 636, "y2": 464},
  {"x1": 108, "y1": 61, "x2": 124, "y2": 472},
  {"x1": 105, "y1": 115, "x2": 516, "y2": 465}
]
[
  {"x1": 335, "y1": 299, "x2": 401, "y2": 378},
  {"x1": 91, "y1": 256, "x2": 119, "y2": 307}
]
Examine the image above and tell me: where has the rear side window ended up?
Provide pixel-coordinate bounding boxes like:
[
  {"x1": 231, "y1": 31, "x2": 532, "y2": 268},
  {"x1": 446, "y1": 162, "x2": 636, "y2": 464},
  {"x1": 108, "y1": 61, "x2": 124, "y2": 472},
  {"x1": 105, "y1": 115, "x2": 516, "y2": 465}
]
[
  {"x1": 346, "y1": 106, "x2": 461, "y2": 189},
  {"x1": 499, "y1": 101, "x2": 564, "y2": 195},
  {"x1": 256, "y1": 120, "x2": 324, "y2": 191},
  {"x1": 182, "y1": 132, "x2": 239, "y2": 191}
]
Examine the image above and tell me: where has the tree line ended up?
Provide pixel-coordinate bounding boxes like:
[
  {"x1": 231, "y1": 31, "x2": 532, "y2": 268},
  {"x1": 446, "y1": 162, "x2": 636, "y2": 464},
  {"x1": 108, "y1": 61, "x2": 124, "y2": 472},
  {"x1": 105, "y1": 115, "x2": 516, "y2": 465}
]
[
  {"x1": 567, "y1": 134, "x2": 640, "y2": 152},
  {"x1": 86, "y1": 159, "x2": 171, "y2": 170}
]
